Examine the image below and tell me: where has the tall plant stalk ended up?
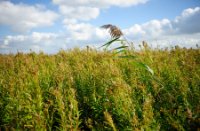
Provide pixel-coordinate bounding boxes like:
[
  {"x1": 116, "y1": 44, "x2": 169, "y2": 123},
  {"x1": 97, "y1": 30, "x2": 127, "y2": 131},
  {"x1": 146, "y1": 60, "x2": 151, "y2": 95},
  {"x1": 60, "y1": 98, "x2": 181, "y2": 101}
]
[{"x1": 100, "y1": 24, "x2": 154, "y2": 75}]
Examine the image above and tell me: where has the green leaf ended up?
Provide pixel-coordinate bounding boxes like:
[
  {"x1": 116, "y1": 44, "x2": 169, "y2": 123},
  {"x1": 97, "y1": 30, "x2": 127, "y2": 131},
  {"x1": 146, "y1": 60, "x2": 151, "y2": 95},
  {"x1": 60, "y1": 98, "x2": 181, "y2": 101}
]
[
  {"x1": 132, "y1": 62, "x2": 154, "y2": 75},
  {"x1": 114, "y1": 50, "x2": 127, "y2": 54},
  {"x1": 115, "y1": 39, "x2": 126, "y2": 42},
  {"x1": 113, "y1": 45, "x2": 128, "y2": 51},
  {"x1": 100, "y1": 37, "x2": 119, "y2": 48}
]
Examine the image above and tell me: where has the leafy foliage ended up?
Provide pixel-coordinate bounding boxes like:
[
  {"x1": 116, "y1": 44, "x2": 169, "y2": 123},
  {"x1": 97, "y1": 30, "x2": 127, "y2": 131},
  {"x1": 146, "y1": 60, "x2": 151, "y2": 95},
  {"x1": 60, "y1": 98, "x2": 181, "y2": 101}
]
[{"x1": 0, "y1": 45, "x2": 199, "y2": 130}]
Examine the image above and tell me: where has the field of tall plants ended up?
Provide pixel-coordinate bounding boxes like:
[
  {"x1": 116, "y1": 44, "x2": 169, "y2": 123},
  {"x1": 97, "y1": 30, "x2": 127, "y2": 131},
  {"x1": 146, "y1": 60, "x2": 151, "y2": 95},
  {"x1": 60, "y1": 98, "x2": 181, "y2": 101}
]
[{"x1": 0, "y1": 44, "x2": 200, "y2": 130}]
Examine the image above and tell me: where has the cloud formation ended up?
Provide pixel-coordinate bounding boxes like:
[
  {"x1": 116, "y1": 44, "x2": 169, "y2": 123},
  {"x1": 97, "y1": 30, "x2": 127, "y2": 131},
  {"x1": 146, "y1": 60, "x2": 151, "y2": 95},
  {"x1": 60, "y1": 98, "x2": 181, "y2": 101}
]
[
  {"x1": 63, "y1": 21, "x2": 109, "y2": 41},
  {"x1": 124, "y1": 7, "x2": 200, "y2": 40},
  {"x1": 52, "y1": 0, "x2": 148, "y2": 8},
  {"x1": 173, "y1": 7, "x2": 200, "y2": 34},
  {"x1": 53, "y1": 0, "x2": 148, "y2": 22},
  {"x1": 0, "y1": 32, "x2": 61, "y2": 53},
  {"x1": 0, "y1": 29, "x2": 109, "y2": 54},
  {"x1": 0, "y1": 1, "x2": 59, "y2": 32},
  {"x1": 124, "y1": 19, "x2": 172, "y2": 39}
]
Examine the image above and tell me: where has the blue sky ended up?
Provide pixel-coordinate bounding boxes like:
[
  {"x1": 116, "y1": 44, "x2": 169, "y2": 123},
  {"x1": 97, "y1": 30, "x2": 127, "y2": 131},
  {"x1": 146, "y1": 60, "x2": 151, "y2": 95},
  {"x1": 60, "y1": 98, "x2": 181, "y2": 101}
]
[{"x1": 0, "y1": 0, "x2": 200, "y2": 53}]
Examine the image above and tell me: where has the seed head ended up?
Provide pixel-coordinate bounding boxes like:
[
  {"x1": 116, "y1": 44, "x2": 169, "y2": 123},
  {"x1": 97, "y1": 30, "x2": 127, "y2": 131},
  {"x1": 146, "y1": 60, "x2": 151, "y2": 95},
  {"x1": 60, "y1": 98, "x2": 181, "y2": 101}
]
[{"x1": 101, "y1": 24, "x2": 123, "y2": 38}]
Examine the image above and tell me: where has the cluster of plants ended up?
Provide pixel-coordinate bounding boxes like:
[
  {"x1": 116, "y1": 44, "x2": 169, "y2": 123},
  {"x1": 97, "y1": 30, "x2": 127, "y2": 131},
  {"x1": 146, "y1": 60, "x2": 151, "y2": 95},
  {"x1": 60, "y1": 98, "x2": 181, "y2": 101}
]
[
  {"x1": 0, "y1": 25, "x2": 199, "y2": 130},
  {"x1": 0, "y1": 44, "x2": 199, "y2": 130}
]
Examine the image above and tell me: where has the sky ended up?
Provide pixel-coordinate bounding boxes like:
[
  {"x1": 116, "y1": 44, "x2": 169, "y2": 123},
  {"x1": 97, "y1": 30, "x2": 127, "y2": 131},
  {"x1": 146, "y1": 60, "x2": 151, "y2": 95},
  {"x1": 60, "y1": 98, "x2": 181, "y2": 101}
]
[{"x1": 0, "y1": 0, "x2": 200, "y2": 54}]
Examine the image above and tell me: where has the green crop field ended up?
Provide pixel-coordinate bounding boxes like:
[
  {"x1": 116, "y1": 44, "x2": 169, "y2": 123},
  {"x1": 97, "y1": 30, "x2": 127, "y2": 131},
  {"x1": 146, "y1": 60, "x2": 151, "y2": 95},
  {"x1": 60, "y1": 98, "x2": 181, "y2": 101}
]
[{"x1": 0, "y1": 44, "x2": 199, "y2": 130}]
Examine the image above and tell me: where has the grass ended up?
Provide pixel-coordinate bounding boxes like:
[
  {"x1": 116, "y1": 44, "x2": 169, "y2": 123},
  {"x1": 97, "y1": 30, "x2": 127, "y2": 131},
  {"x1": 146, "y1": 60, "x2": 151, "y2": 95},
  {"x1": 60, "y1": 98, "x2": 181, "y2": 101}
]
[{"x1": 0, "y1": 45, "x2": 199, "y2": 130}]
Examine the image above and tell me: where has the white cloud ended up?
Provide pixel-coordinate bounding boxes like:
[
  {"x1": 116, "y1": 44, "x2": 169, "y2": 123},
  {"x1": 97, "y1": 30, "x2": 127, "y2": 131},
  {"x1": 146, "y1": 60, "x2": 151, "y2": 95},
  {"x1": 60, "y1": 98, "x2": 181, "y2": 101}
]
[
  {"x1": 31, "y1": 32, "x2": 58, "y2": 43},
  {"x1": 124, "y1": 7, "x2": 200, "y2": 40},
  {"x1": 66, "y1": 23, "x2": 94, "y2": 41},
  {"x1": 102, "y1": 0, "x2": 148, "y2": 7},
  {"x1": 0, "y1": 32, "x2": 62, "y2": 53},
  {"x1": 52, "y1": 0, "x2": 148, "y2": 22},
  {"x1": 0, "y1": 29, "x2": 109, "y2": 54},
  {"x1": 0, "y1": 22, "x2": 110, "y2": 53},
  {"x1": 172, "y1": 7, "x2": 200, "y2": 34},
  {"x1": 59, "y1": 6, "x2": 99, "y2": 21},
  {"x1": 124, "y1": 19, "x2": 172, "y2": 39},
  {"x1": 64, "y1": 21, "x2": 110, "y2": 41},
  {"x1": 0, "y1": 1, "x2": 59, "y2": 32},
  {"x1": 4, "y1": 32, "x2": 58, "y2": 45},
  {"x1": 52, "y1": 0, "x2": 148, "y2": 8}
]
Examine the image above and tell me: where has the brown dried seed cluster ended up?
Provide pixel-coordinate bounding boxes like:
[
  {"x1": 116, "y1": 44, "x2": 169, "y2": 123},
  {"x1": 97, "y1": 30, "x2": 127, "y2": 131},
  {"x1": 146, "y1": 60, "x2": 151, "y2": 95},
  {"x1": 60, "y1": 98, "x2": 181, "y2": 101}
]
[{"x1": 101, "y1": 24, "x2": 123, "y2": 38}]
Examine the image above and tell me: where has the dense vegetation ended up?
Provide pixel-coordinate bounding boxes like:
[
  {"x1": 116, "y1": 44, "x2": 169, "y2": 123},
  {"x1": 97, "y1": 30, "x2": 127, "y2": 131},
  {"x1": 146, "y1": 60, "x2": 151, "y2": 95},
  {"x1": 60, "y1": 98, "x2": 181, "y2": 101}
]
[{"x1": 0, "y1": 45, "x2": 199, "y2": 130}]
